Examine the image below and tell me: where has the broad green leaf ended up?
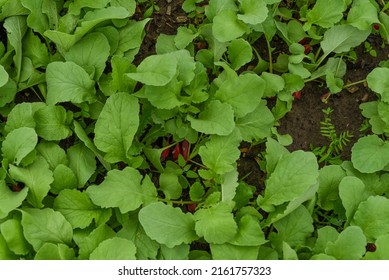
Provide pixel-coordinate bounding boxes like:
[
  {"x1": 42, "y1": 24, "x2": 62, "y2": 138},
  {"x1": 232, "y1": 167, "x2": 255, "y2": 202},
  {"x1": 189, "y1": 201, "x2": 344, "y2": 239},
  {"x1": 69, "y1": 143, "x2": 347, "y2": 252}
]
[
  {"x1": 339, "y1": 176, "x2": 367, "y2": 223},
  {"x1": 0, "y1": 234, "x2": 16, "y2": 260},
  {"x1": 4, "y1": 102, "x2": 45, "y2": 133},
  {"x1": 0, "y1": 219, "x2": 30, "y2": 255},
  {"x1": 68, "y1": 0, "x2": 110, "y2": 15},
  {"x1": 21, "y1": 208, "x2": 73, "y2": 251},
  {"x1": 282, "y1": 242, "x2": 298, "y2": 260},
  {"x1": 221, "y1": 169, "x2": 239, "y2": 203},
  {"x1": 265, "y1": 137, "x2": 289, "y2": 175},
  {"x1": 116, "y1": 19, "x2": 150, "y2": 57},
  {"x1": 67, "y1": 143, "x2": 96, "y2": 188},
  {"x1": 65, "y1": 32, "x2": 110, "y2": 80},
  {"x1": 87, "y1": 167, "x2": 143, "y2": 213},
  {"x1": 367, "y1": 68, "x2": 389, "y2": 102},
  {"x1": 351, "y1": 135, "x2": 389, "y2": 173},
  {"x1": 139, "y1": 202, "x2": 198, "y2": 248},
  {"x1": 363, "y1": 234, "x2": 389, "y2": 260},
  {"x1": 2, "y1": 127, "x2": 37, "y2": 165},
  {"x1": 51, "y1": 164, "x2": 78, "y2": 194},
  {"x1": 111, "y1": 0, "x2": 136, "y2": 15},
  {"x1": 0, "y1": 0, "x2": 29, "y2": 21},
  {"x1": 210, "y1": 244, "x2": 259, "y2": 260},
  {"x1": 229, "y1": 215, "x2": 266, "y2": 246},
  {"x1": 20, "y1": 0, "x2": 49, "y2": 34},
  {"x1": 0, "y1": 180, "x2": 28, "y2": 219},
  {"x1": 317, "y1": 165, "x2": 346, "y2": 211},
  {"x1": 351, "y1": 196, "x2": 389, "y2": 240},
  {"x1": 23, "y1": 30, "x2": 50, "y2": 68},
  {"x1": 46, "y1": 61, "x2": 96, "y2": 105},
  {"x1": 215, "y1": 73, "x2": 265, "y2": 118},
  {"x1": 262, "y1": 72, "x2": 285, "y2": 97},
  {"x1": 117, "y1": 212, "x2": 159, "y2": 260},
  {"x1": 0, "y1": 79, "x2": 17, "y2": 107},
  {"x1": 90, "y1": 237, "x2": 136, "y2": 260},
  {"x1": 54, "y1": 189, "x2": 110, "y2": 229},
  {"x1": 260, "y1": 151, "x2": 318, "y2": 209},
  {"x1": 205, "y1": 0, "x2": 238, "y2": 21},
  {"x1": 0, "y1": 65, "x2": 8, "y2": 87},
  {"x1": 237, "y1": 0, "x2": 268, "y2": 25},
  {"x1": 73, "y1": 121, "x2": 110, "y2": 171},
  {"x1": 194, "y1": 202, "x2": 237, "y2": 244},
  {"x1": 94, "y1": 92, "x2": 139, "y2": 163},
  {"x1": 35, "y1": 243, "x2": 75, "y2": 260},
  {"x1": 75, "y1": 225, "x2": 115, "y2": 259},
  {"x1": 3, "y1": 16, "x2": 27, "y2": 82},
  {"x1": 126, "y1": 53, "x2": 178, "y2": 86},
  {"x1": 305, "y1": 0, "x2": 344, "y2": 29},
  {"x1": 9, "y1": 156, "x2": 53, "y2": 208},
  {"x1": 313, "y1": 226, "x2": 339, "y2": 255},
  {"x1": 144, "y1": 78, "x2": 183, "y2": 109},
  {"x1": 188, "y1": 100, "x2": 235, "y2": 136},
  {"x1": 236, "y1": 102, "x2": 274, "y2": 141},
  {"x1": 269, "y1": 205, "x2": 314, "y2": 250},
  {"x1": 199, "y1": 129, "x2": 241, "y2": 174},
  {"x1": 161, "y1": 244, "x2": 189, "y2": 260},
  {"x1": 347, "y1": 0, "x2": 379, "y2": 30},
  {"x1": 212, "y1": 10, "x2": 248, "y2": 42},
  {"x1": 175, "y1": 26, "x2": 198, "y2": 49},
  {"x1": 321, "y1": 25, "x2": 370, "y2": 56},
  {"x1": 34, "y1": 105, "x2": 71, "y2": 141},
  {"x1": 36, "y1": 141, "x2": 68, "y2": 170},
  {"x1": 159, "y1": 172, "x2": 182, "y2": 200},
  {"x1": 325, "y1": 226, "x2": 366, "y2": 260}
]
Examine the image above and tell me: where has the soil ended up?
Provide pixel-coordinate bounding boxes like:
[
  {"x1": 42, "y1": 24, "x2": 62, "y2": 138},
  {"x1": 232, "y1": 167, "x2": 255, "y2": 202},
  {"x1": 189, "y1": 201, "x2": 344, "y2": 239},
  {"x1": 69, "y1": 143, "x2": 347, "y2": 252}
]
[{"x1": 136, "y1": 0, "x2": 389, "y2": 193}]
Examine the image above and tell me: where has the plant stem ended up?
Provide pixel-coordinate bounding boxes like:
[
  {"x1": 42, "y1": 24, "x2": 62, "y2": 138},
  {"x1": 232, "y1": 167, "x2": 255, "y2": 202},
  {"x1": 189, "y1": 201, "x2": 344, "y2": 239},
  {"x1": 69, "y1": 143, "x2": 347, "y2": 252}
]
[
  {"x1": 158, "y1": 198, "x2": 194, "y2": 205},
  {"x1": 266, "y1": 38, "x2": 273, "y2": 73},
  {"x1": 343, "y1": 79, "x2": 367, "y2": 89}
]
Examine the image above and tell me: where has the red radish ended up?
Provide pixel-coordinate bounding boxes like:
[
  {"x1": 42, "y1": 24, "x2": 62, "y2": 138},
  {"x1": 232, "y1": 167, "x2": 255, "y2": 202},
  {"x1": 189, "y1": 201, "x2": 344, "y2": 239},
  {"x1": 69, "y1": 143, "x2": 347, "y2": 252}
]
[
  {"x1": 299, "y1": 38, "x2": 307, "y2": 45},
  {"x1": 181, "y1": 140, "x2": 190, "y2": 161},
  {"x1": 303, "y1": 44, "x2": 312, "y2": 54},
  {"x1": 160, "y1": 147, "x2": 170, "y2": 160},
  {"x1": 373, "y1": 24, "x2": 380, "y2": 30},
  {"x1": 187, "y1": 203, "x2": 197, "y2": 213},
  {"x1": 293, "y1": 91, "x2": 302, "y2": 100},
  {"x1": 172, "y1": 143, "x2": 181, "y2": 160}
]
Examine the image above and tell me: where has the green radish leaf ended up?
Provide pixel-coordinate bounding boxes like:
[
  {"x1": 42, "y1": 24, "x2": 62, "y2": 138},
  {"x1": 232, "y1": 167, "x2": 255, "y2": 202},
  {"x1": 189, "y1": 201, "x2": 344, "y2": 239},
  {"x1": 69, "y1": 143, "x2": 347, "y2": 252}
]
[
  {"x1": 67, "y1": 143, "x2": 96, "y2": 188},
  {"x1": 87, "y1": 167, "x2": 144, "y2": 213},
  {"x1": 210, "y1": 244, "x2": 259, "y2": 260},
  {"x1": 144, "y1": 78, "x2": 183, "y2": 109},
  {"x1": 0, "y1": 219, "x2": 30, "y2": 255},
  {"x1": 139, "y1": 202, "x2": 198, "y2": 248},
  {"x1": 229, "y1": 215, "x2": 266, "y2": 246},
  {"x1": 305, "y1": 0, "x2": 344, "y2": 29},
  {"x1": 0, "y1": 180, "x2": 28, "y2": 219},
  {"x1": 126, "y1": 53, "x2": 178, "y2": 86},
  {"x1": 194, "y1": 202, "x2": 237, "y2": 244},
  {"x1": 321, "y1": 25, "x2": 370, "y2": 56},
  {"x1": 351, "y1": 135, "x2": 389, "y2": 173},
  {"x1": 313, "y1": 226, "x2": 339, "y2": 255},
  {"x1": 68, "y1": 0, "x2": 110, "y2": 15},
  {"x1": 64, "y1": 32, "x2": 110, "y2": 80},
  {"x1": 237, "y1": 0, "x2": 268, "y2": 25},
  {"x1": 94, "y1": 92, "x2": 139, "y2": 163},
  {"x1": 34, "y1": 243, "x2": 75, "y2": 260},
  {"x1": 90, "y1": 237, "x2": 136, "y2": 260},
  {"x1": 199, "y1": 129, "x2": 241, "y2": 175},
  {"x1": 160, "y1": 244, "x2": 189, "y2": 260},
  {"x1": 4, "y1": 102, "x2": 45, "y2": 133},
  {"x1": 54, "y1": 189, "x2": 111, "y2": 229},
  {"x1": 260, "y1": 151, "x2": 319, "y2": 210},
  {"x1": 36, "y1": 141, "x2": 68, "y2": 170},
  {"x1": 347, "y1": 0, "x2": 379, "y2": 30},
  {"x1": 215, "y1": 73, "x2": 265, "y2": 118},
  {"x1": 20, "y1": 0, "x2": 49, "y2": 35},
  {"x1": 21, "y1": 208, "x2": 73, "y2": 251},
  {"x1": 75, "y1": 225, "x2": 115, "y2": 259},
  {"x1": 0, "y1": 65, "x2": 8, "y2": 87},
  {"x1": 236, "y1": 102, "x2": 274, "y2": 141},
  {"x1": 0, "y1": 79, "x2": 17, "y2": 107},
  {"x1": 221, "y1": 169, "x2": 239, "y2": 203},
  {"x1": 46, "y1": 61, "x2": 96, "y2": 105},
  {"x1": 34, "y1": 105, "x2": 72, "y2": 141},
  {"x1": 116, "y1": 18, "x2": 150, "y2": 58},
  {"x1": 205, "y1": 0, "x2": 238, "y2": 21},
  {"x1": 317, "y1": 165, "x2": 346, "y2": 211},
  {"x1": 269, "y1": 205, "x2": 314, "y2": 251},
  {"x1": 0, "y1": 234, "x2": 15, "y2": 260},
  {"x1": 51, "y1": 164, "x2": 78, "y2": 194},
  {"x1": 339, "y1": 176, "x2": 367, "y2": 223},
  {"x1": 351, "y1": 196, "x2": 389, "y2": 240},
  {"x1": 9, "y1": 156, "x2": 53, "y2": 208},
  {"x1": 3, "y1": 16, "x2": 27, "y2": 83},
  {"x1": 2, "y1": 127, "x2": 37, "y2": 165},
  {"x1": 212, "y1": 9, "x2": 248, "y2": 42},
  {"x1": 325, "y1": 226, "x2": 366, "y2": 260},
  {"x1": 367, "y1": 67, "x2": 389, "y2": 102},
  {"x1": 188, "y1": 100, "x2": 235, "y2": 136}
]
